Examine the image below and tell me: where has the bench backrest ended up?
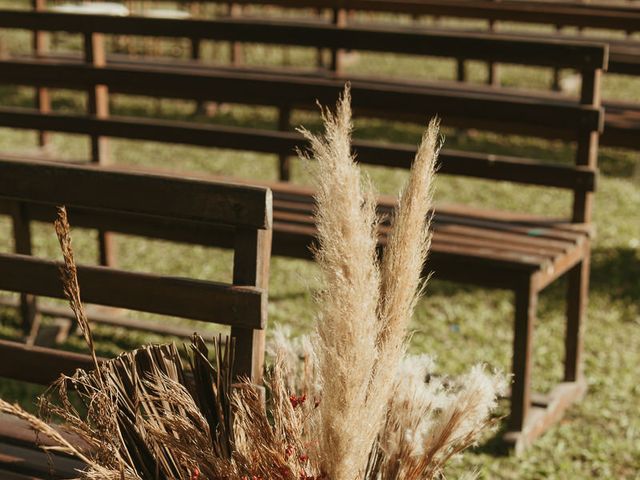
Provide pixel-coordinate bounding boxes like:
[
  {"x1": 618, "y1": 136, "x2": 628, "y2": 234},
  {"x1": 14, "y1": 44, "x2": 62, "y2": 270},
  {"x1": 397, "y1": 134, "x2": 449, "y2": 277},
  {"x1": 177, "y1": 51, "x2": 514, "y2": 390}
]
[
  {"x1": 0, "y1": 10, "x2": 606, "y2": 225},
  {"x1": 199, "y1": 0, "x2": 640, "y2": 31},
  {"x1": 213, "y1": 0, "x2": 638, "y2": 74},
  {"x1": 105, "y1": 0, "x2": 633, "y2": 76},
  {"x1": 0, "y1": 157, "x2": 273, "y2": 385}
]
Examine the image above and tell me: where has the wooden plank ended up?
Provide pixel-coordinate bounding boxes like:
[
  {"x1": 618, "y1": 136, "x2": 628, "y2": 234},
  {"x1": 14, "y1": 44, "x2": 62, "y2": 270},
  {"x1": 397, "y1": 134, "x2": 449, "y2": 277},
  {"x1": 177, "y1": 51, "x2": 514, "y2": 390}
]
[
  {"x1": 433, "y1": 224, "x2": 575, "y2": 252},
  {"x1": 9, "y1": 202, "x2": 39, "y2": 339},
  {"x1": 0, "y1": 339, "x2": 95, "y2": 384},
  {"x1": 0, "y1": 55, "x2": 598, "y2": 143},
  {"x1": 269, "y1": 219, "x2": 552, "y2": 288},
  {"x1": 277, "y1": 106, "x2": 291, "y2": 181},
  {"x1": 0, "y1": 156, "x2": 271, "y2": 229},
  {"x1": 194, "y1": 0, "x2": 640, "y2": 31},
  {"x1": 435, "y1": 213, "x2": 584, "y2": 244},
  {"x1": 83, "y1": 30, "x2": 115, "y2": 268},
  {"x1": 231, "y1": 227, "x2": 272, "y2": 383},
  {"x1": 431, "y1": 232, "x2": 561, "y2": 260},
  {"x1": 270, "y1": 197, "x2": 584, "y2": 255},
  {"x1": 0, "y1": 413, "x2": 84, "y2": 451},
  {"x1": 0, "y1": 253, "x2": 266, "y2": 328},
  {"x1": 533, "y1": 236, "x2": 588, "y2": 291},
  {"x1": 271, "y1": 215, "x2": 551, "y2": 269},
  {"x1": 0, "y1": 200, "x2": 237, "y2": 249},
  {"x1": 330, "y1": 7, "x2": 347, "y2": 73},
  {"x1": 83, "y1": 31, "x2": 109, "y2": 165},
  {"x1": 271, "y1": 207, "x2": 570, "y2": 261},
  {"x1": 0, "y1": 10, "x2": 609, "y2": 70},
  {"x1": 0, "y1": 441, "x2": 82, "y2": 478},
  {"x1": 509, "y1": 277, "x2": 537, "y2": 432},
  {"x1": 503, "y1": 379, "x2": 587, "y2": 455},
  {"x1": 564, "y1": 241, "x2": 590, "y2": 382},
  {"x1": 0, "y1": 59, "x2": 604, "y2": 135},
  {"x1": 573, "y1": 68, "x2": 602, "y2": 223},
  {"x1": 31, "y1": 0, "x2": 49, "y2": 150},
  {"x1": 254, "y1": 186, "x2": 587, "y2": 242},
  {"x1": 229, "y1": 1, "x2": 245, "y2": 65},
  {"x1": 435, "y1": 204, "x2": 588, "y2": 240},
  {"x1": 0, "y1": 108, "x2": 598, "y2": 190},
  {"x1": 0, "y1": 467, "x2": 42, "y2": 480},
  {"x1": 0, "y1": 297, "x2": 209, "y2": 340}
]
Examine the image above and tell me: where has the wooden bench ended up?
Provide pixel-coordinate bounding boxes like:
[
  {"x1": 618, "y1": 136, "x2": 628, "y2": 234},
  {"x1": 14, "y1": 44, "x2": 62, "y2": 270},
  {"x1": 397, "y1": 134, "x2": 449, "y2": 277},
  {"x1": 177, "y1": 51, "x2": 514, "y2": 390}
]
[
  {"x1": 138, "y1": 0, "x2": 640, "y2": 150},
  {"x1": 0, "y1": 10, "x2": 606, "y2": 451},
  {"x1": 0, "y1": 156, "x2": 272, "y2": 477}
]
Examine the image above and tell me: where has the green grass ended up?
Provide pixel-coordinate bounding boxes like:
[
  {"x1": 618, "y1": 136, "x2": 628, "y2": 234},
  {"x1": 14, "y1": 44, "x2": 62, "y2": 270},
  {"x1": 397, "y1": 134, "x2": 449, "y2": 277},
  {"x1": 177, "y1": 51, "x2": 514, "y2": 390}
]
[{"x1": 0, "y1": 4, "x2": 639, "y2": 478}]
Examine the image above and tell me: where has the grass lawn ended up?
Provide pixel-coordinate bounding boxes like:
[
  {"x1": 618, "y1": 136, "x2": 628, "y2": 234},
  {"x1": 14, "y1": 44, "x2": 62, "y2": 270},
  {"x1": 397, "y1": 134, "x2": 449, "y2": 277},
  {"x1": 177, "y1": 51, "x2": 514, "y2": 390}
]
[{"x1": 0, "y1": 3, "x2": 639, "y2": 478}]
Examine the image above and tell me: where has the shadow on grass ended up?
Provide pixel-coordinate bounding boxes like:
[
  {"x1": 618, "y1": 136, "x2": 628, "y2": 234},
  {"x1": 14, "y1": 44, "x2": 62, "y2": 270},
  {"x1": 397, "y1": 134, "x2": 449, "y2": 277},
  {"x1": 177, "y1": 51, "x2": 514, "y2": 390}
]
[
  {"x1": 473, "y1": 419, "x2": 513, "y2": 457},
  {"x1": 590, "y1": 246, "x2": 640, "y2": 304}
]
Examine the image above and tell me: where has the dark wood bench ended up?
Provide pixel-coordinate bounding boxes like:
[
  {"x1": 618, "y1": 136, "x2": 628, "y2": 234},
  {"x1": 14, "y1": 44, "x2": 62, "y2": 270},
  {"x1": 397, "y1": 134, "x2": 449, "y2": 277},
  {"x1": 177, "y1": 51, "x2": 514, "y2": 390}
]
[
  {"x1": 143, "y1": 0, "x2": 640, "y2": 150},
  {"x1": 0, "y1": 10, "x2": 606, "y2": 451},
  {"x1": 0, "y1": 156, "x2": 272, "y2": 477},
  {"x1": 0, "y1": 7, "x2": 610, "y2": 156}
]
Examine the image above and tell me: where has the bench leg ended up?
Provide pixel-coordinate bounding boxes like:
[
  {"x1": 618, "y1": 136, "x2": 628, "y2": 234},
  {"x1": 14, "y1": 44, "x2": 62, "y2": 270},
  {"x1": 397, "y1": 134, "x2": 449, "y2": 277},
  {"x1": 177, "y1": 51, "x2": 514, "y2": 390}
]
[
  {"x1": 509, "y1": 278, "x2": 536, "y2": 435},
  {"x1": 278, "y1": 106, "x2": 292, "y2": 181},
  {"x1": 505, "y1": 264, "x2": 589, "y2": 453},
  {"x1": 316, "y1": 8, "x2": 325, "y2": 69},
  {"x1": 11, "y1": 203, "x2": 41, "y2": 343},
  {"x1": 191, "y1": 37, "x2": 207, "y2": 115},
  {"x1": 330, "y1": 8, "x2": 347, "y2": 74},
  {"x1": 487, "y1": 19, "x2": 499, "y2": 87},
  {"x1": 456, "y1": 58, "x2": 465, "y2": 82},
  {"x1": 564, "y1": 248, "x2": 590, "y2": 382},
  {"x1": 231, "y1": 327, "x2": 266, "y2": 384},
  {"x1": 551, "y1": 25, "x2": 563, "y2": 91},
  {"x1": 229, "y1": 2, "x2": 244, "y2": 66}
]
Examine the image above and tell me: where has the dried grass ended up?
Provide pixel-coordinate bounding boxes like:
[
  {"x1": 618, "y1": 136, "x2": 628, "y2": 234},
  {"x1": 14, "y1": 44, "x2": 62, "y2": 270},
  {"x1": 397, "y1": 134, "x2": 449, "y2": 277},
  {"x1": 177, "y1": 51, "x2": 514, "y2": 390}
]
[
  {"x1": 0, "y1": 87, "x2": 505, "y2": 480},
  {"x1": 298, "y1": 86, "x2": 443, "y2": 479}
]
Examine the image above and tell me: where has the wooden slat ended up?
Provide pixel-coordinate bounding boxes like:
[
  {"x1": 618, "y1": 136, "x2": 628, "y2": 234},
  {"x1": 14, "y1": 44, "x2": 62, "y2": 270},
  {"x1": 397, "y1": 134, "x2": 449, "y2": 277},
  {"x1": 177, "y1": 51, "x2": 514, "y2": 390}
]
[
  {"x1": 433, "y1": 223, "x2": 574, "y2": 253},
  {"x1": 0, "y1": 298, "x2": 208, "y2": 340},
  {"x1": 0, "y1": 339, "x2": 95, "y2": 384},
  {"x1": 0, "y1": 253, "x2": 266, "y2": 328},
  {"x1": 504, "y1": 379, "x2": 587, "y2": 454},
  {"x1": 196, "y1": 0, "x2": 640, "y2": 31},
  {"x1": 267, "y1": 192, "x2": 590, "y2": 278},
  {"x1": 271, "y1": 207, "x2": 556, "y2": 268},
  {"x1": 0, "y1": 441, "x2": 82, "y2": 478},
  {"x1": 0, "y1": 467, "x2": 42, "y2": 480},
  {"x1": 0, "y1": 156, "x2": 271, "y2": 230},
  {"x1": 271, "y1": 197, "x2": 578, "y2": 252},
  {"x1": 0, "y1": 108, "x2": 597, "y2": 190},
  {"x1": 0, "y1": 200, "x2": 237, "y2": 249},
  {"x1": 268, "y1": 189, "x2": 587, "y2": 241},
  {"x1": 0, "y1": 59, "x2": 603, "y2": 135},
  {"x1": 231, "y1": 226, "x2": 272, "y2": 382},
  {"x1": 0, "y1": 413, "x2": 83, "y2": 451},
  {"x1": 0, "y1": 10, "x2": 608, "y2": 70}
]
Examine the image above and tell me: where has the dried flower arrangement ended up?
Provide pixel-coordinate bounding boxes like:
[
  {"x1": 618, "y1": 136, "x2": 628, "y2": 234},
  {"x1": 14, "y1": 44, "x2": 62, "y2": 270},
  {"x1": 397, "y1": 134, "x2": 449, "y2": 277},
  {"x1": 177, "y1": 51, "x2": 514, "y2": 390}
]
[{"x1": 0, "y1": 87, "x2": 506, "y2": 480}]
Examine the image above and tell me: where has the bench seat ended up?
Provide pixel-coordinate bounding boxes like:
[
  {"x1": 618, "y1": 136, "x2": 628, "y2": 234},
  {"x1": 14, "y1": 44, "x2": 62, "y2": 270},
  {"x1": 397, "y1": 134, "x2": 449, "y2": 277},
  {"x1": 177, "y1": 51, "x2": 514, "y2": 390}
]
[
  {"x1": 268, "y1": 184, "x2": 590, "y2": 289},
  {"x1": 74, "y1": 163, "x2": 589, "y2": 291}
]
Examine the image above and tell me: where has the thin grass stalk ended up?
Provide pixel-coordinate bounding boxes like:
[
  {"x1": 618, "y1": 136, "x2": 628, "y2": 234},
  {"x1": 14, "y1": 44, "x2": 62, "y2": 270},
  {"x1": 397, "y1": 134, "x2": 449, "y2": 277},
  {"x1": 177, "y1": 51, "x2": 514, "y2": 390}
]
[{"x1": 54, "y1": 206, "x2": 101, "y2": 381}]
